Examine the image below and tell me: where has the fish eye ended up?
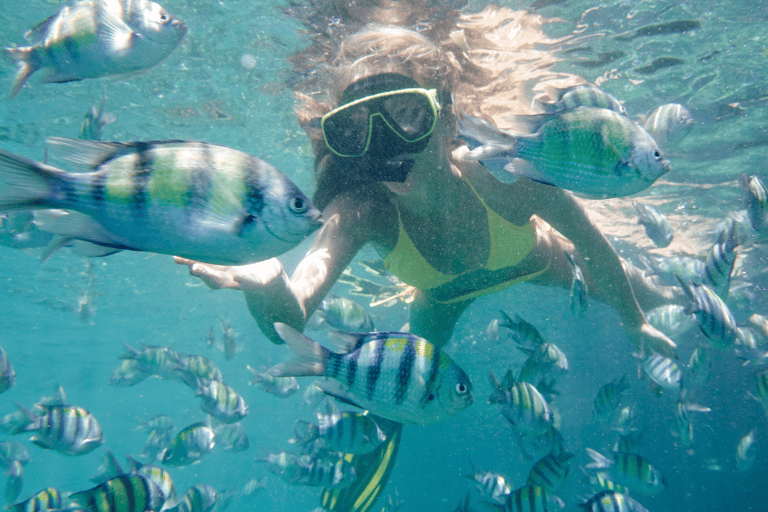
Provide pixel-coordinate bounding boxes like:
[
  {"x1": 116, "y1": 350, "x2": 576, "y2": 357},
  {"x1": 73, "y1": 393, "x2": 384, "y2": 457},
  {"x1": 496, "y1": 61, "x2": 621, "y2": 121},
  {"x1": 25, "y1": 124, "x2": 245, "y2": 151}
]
[
  {"x1": 455, "y1": 382, "x2": 469, "y2": 395},
  {"x1": 159, "y1": 12, "x2": 170, "y2": 23},
  {"x1": 289, "y1": 197, "x2": 309, "y2": 214},
  {"x1": 653, "y1": 150, "x2": 661, "y2": 160}
]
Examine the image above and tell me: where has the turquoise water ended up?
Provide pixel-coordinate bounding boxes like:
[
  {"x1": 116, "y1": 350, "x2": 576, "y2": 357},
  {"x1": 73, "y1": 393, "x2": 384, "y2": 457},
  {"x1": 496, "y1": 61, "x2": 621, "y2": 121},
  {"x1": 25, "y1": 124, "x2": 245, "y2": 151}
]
[{"x1": 1, "y1": 0, "x2": 767, "y2": 511}]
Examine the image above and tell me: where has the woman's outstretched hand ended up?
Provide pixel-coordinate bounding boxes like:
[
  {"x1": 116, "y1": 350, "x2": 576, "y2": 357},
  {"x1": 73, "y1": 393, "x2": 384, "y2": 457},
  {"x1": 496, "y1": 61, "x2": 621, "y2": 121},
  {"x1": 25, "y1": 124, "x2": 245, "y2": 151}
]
[{"x1": 174, "y1": 257, "x2": 286, "y2": 291}]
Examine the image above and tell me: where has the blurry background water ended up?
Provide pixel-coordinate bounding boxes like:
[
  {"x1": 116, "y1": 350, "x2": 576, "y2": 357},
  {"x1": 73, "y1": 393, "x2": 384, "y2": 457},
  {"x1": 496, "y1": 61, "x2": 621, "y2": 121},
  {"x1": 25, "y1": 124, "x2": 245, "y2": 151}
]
[{"x1": 1, "y1": 0, "x2": 767, "y2": 511}]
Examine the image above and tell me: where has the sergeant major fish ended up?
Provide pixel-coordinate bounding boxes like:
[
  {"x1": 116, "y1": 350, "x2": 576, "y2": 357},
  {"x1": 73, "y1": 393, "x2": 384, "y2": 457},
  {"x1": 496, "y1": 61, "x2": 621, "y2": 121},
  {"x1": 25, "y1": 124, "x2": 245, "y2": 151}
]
[
  {"x1": 677, "y1": 277, "x2": 739, "y2": 350},
  {"x1": 631, "y1": 201, "x2": 674, "y2": 248},
  {"x1": 640, "y1": 103, "x2": 694, "y2": 148},
  {"x1": 162, "y1": 484, "x2": 219, "y2": 512},
  {"x1": 585, "y1": 448, "x2": 667, "y2": 496},
  {"x1": 739, "y1": 173, "x2": 768, "y2": 231},
  {"x1": 269, "y1": 324, "x2": 473, "y2": 426},
  {"x1": 461, "y1": 107, "x2": 670, "y2": 198},
  {"x1": 7, "y1": 487, "x2": 60, "y2": 512},
  {"x1": 161, "y1": 421, "x2": 215, "y2": 467},
  {"x1": 66, "y1": 474, "x2": 164, "y2": 512},
  {"x1": 12, "y1": 404, "x2": 103, "y2": 456},
  {"x1": 192, "y1": 379, "x2": 248, "y2": 424},
  {"x1": 3, "y1": 0, "x2": 187, "y2": 97},
  {"x1": 79, "y1": 93, "x2": 117, "y2": 141},
  {"x1": 290, "y1": 401, "x2": 386, "y2": 455},
  {"x1": 247, "y1": 365, "x2": 299, "y2": 398},
  {"x1": 0, "y1": 138, "x2": 322, "y2": 265}
]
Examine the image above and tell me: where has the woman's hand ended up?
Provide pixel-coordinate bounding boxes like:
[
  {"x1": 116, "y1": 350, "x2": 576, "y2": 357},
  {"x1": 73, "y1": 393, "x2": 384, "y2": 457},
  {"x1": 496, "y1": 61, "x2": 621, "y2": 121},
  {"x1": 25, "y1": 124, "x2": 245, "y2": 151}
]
[{"x1": 630, "y1": 321, "x2": 679, "y2": 360}]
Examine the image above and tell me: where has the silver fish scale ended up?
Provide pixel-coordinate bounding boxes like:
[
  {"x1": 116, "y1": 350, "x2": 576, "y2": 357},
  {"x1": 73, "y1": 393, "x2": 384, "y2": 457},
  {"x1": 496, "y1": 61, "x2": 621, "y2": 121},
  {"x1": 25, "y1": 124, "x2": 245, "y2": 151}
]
[
  {"x1": 29, "y1": 406, "x2": 103, "y2": 455},
  {"x1": 198, "y1": 380, "x2": 248, "y2": 423},
  {"x1": 685, "y1": 282, "x2": 738, "y2": 349},
  {"x1": 501, "y1": 383, "x2": 552, "y2": 436}
]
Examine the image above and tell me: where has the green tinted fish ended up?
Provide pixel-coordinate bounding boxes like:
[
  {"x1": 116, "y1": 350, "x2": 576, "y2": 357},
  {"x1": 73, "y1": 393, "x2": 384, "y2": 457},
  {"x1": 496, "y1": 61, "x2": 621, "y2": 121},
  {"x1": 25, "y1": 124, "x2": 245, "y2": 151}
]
[
  {"x1": 212, "y1": 422, "x2": 249, "y2": 452},
  {"x1": 579, "y1": 490, "x2": 649, "y2": 512},
  {"x1": 677, "y1": 278, "x2": 738, "y2": 350},
  {"x1": 175, "y1": 353, "x2": 223, "y2": 384},
  {"x1": 688, "y1": 345, "x2": 711, "y2": 389},
  {"x1": 8, "y1": 487, "x2": 60, "y2": 512},
  {"x1": 109, "y1": 360, "x2": 149, "y2": 387},
  {"x1": 120, "y1": 343, "x2": 181, "y2": 379},
  {"x1": 739, "y1": 173, "x2": 768, "y2": 231},
  {"x1": 504, "y1": 484, "x2": 564, "y2": 512},
  {"x1": 126, "y1": 456, "x2": 175, "y2": 504},
  {"x1": 0, "y1": 138, "x2": 322, "y2": 265},
  {"x1": 499, "y1": 310, "x2": 546, "y2": 346},
  {"x1": 3, "y1": 0, "x2": 187, "y2": 97},
  {"x1": 291, "y1": 401, "x2": 386, "y2": 455},
  {"x1": 162, "y1": 484, "x2": 218, "y2": 512},
  {"x1": 309, "y1": 295, "x2": 375, "y2": 332},
  {"x1": 642, "y1": 354, "x2": 681, "y2": 392},
  {"x1": 585, "y1": 449, "x2": 667, "y2": 496},
  {"x1": 292, "y1": 454, "x2": 357, "y2": 489},
  {"x1": 161, "y1": 422, "x2": 215, "y2": 467},
  {"x1": 5, "y1": 459, "x2": 23, "y2": 504},
  {"x1": 593, "y1": 375, "x2": 629, "y2": 422},
  {"x1": 631, "y1": 201, "x2": 673, "y2": 248},
  {"x1": 702, "y1": 221, "x2": 738, "y2": 300},
  {"x1": 489, "y1": 371, "x2": 553, "y2": 437},
  {"x1": 66, "y1": 474, "x2": 164, "y2": 512},
  {"x1": 193, "y1": 379, "x2": 248, "y2": 424},
  {"x1": 270, "y1": 324, "x2": 473, "y2": 425},
  {"x1": 645, "y1": 305, "x2": 697, "y2": 339},
  {"x1": 526, "y1": 451, "x2": 574, "y2": 491},
  {"x1": 640, "y1": 254, "x2": 705, "y2": 285},
  {"x1": 463, "y1": 107, "x2": 669, "y2": 198},
  {"x1": 641, "y1": 103, "x2": 694, "y2": 148},
  {"x1": 247, "y1": 365, "x2": 300, "y2": 398}
]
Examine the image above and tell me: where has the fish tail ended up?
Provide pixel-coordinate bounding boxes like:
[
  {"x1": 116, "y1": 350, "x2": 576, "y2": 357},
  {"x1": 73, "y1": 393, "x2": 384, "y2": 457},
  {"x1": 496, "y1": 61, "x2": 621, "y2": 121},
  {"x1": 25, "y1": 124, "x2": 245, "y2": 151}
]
[
  {"x1": 0, "y1": 148, "x2": 65, "y2": 210},
  {"x1": 584, "y1": 447, "x2": 612, "y2": 469},
  {"x1": 8, "y1": 402, "x2": 35, "y2": 435},
  {"x1": 290, "y1": 420, "x2": 319, "y2": 446},
  {"x1": 270, "y1": 323, "x2": 328, "y2": 377},
  {"x1": 2, "y1": 47, "x2": 38, "y2": 98}
]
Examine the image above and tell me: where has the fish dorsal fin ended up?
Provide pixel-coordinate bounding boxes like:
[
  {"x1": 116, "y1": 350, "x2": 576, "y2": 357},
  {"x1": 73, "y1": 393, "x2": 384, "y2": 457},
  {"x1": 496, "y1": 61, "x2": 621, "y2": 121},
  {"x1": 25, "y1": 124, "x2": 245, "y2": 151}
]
[
  {"x1": 45, "y1": 138, "x2": 129, "y2": 173},
  {"x1": 24, "y1": 14, "x2": 58, "y2": 43},
  {"x1": 327, "y1": 331, "x2": 368, "y2": 354}
]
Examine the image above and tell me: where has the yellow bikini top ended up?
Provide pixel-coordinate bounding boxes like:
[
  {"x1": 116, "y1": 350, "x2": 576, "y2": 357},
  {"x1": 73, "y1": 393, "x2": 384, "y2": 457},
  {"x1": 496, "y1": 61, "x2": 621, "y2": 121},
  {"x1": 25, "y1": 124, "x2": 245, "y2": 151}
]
[{"x1": 382, "y1": 177, "x2": 537, "y2": 296}]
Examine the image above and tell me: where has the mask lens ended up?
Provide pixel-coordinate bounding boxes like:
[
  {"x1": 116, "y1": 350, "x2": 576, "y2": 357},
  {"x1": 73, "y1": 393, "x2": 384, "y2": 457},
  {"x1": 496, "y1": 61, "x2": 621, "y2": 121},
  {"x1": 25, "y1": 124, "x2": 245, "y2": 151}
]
[
  {"x1": 381, "y1": 93, "x2": 434, "y2": 139},
  {"x1": 322, "y1": 104, "x2": 372, "y2": 157}
]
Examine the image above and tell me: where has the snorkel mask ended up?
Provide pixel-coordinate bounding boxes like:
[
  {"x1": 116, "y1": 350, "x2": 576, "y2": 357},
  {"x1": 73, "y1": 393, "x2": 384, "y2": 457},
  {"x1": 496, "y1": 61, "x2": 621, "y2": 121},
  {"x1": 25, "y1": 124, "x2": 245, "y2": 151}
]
[{"x1": 321, "y1": 73, "x2": 442, "y2": 181}]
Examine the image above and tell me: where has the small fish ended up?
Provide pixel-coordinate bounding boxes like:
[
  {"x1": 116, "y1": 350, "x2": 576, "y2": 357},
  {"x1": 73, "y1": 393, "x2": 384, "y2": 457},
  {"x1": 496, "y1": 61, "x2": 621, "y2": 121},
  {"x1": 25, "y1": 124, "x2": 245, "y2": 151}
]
[
  {"x1": 126, "y1": 456, "x2": 175, "y2": 504},
  {"x1": 205, "y1": 326, "x2": 216, "y2": 348},
  {"x1": 593, "y1": 375, "x2": 629, "y2": 423},
  {"x1": 175, "y1": 354, "x2": 223, "y2": 385},
  {"x1": 639, "y1": 254, "x2": 705, "y2": 285},
  {"x1": 677, "y1": 278, "x2": 739, "y2": 350},
  {"x1": 121, "y1": 343, "x2": 182, "y2": 379},
  {"x1": 499, "y1": 310, "x2": 546, "y2": 346},
  {"x1": 463, "y1": 461, "x2": 511, "y2": 505},
  {"x1": 256, "y1": 449, "x2": 302, "y2": 482},
  {"x1": 79, "y1": 94, "x2": 117, "y2": 141},
  {"x1": 579, "y1": 490, "x2": 649, "y2": 512},
  {"x1": 526, "y1": 451, "x2": 574, "y2": 491},
  {"x1": 502, "y1": 484, "x2": 564, "y2": 512},
  {"x1": 736, "y1": 429, "x2": 757, "y2": 471},
  {"x1": 751, "y1": 369, "x2": 768, "y2": 417},
  {"x1": 88, "y1": 449, "x2": 123, "y2": 484},
  {"x1": 213, "y1": 422, "x2": 249, "y2": 452},
  {"x1": 137, "y1": 414, "x2": 173, "y2": 435},
  {"x1": 193, "y1": 379, "x2": 248, "y2": 424},
  {"x1": 585, "y1": 448, "x2": 667, "y2": 496},
  {"x1": 749, "y1": 313, "x2": 768, "y2": 339},
  {"x1": 242, "y1": 478, "x2": 266, "y2": 499},
  {"x1": 517, "y1": 343, "x2": 569, "y2": 384},
  {"x1": 290, "y1": 401, "x2": 386, "y2": 455},
  {"x1": 5, "y1": 459, "x2": 23, "y2": 504},
  {"x1": 76, "y1": 292, "x2": 94, "y2": 323},
  {"x1": 269, "y1": 324, "x2": 473, "y2": 426},
  {"x1": 7, "y1": 487, "x2": 60, "y2": 512},
  {"x1": 640, "y1": 103, "x2": 694, "y2": 148},
  {"x1": 612, "y1": 429, "x2": 644, "y2": 455},
  {"x1": 162, "y1": 484, "x2": 218, "y2": 512},
  {"x1": 631, "y1": 201, "x2": 674, "y2": 248},
  {"x1": 66, "y1": 474, "x2": 164, "y2": 512},
  {"x1": 642, "y1": 354, "x2": 682, "y2": 392},
  {"x1": 0, "y1": 138, "x2": 323, "y2": 265},
  {"x1": 247, "y1": 365, "x2": 300, "y2": 398},
  {"x1": 462, "y1": 107, "x2": 670, "y2": 198},
  {"x1": 3, "y1": 0, "x2": 187, "y2": 97},
  {"x1": 489, "y1": 371, "x2": 553, "y2": 437},
  {"x1": 735, "y1": 327, "x2": 768, "y2": 365},
  {"x1": 308, "y1": 295, "x2": 375, "y2": 332},
  {"x1": 688, "y1": 345, "x2": 711, "y2": 389},
  {"x1": 220, "y1": 318, "x2": 237, "y2": 361},
  {"x1": 545, "y1": 84, "x2": 627, "y2": 116},
  {"x1": 645, "y1": 304, "x2": 697, "y2": 339},
  {"x1": 143, "y1": 428, "x2": 172, "y2": 463},
  {"x1": 291, "y1": 454, "x2": 357, "y2": 489},
  {"x1": 486, "y1": 318, "x2": 500, "y2": 342},
  {"x1": 702, "y1": 221, "x2": 739, "y2": 299},
  {"x1": 0, "y1": 347, "x2": 16, "y2": 394},
  {"x1": 161, "y1": 421, "x2": 215, "y2": 467},
  {"x1": 739, "y1": 173, "x2": 768, "y2": 231},
  {"x1": 12, "y1": 404, "x2": 103, "y2": 456},
  {"x1": 564, "y1": 252, "x2": 588, "y2": 316},
  {"x1": 0, "y1": 442, "x2": 30, "y2": 467}
]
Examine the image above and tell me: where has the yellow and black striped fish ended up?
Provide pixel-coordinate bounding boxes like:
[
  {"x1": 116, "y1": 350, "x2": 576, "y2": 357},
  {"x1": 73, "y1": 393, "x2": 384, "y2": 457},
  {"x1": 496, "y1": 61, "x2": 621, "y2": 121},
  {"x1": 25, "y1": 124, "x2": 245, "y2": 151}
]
[
  {"x1": 66, "y1": 474, "x2": 164, "y2": 512},
  {"x1": 8, "y1": 487, "x2": 60, "y2": 512},
  {"x1": 0, "y1": 138, "x2": 322, "y2": 265}
]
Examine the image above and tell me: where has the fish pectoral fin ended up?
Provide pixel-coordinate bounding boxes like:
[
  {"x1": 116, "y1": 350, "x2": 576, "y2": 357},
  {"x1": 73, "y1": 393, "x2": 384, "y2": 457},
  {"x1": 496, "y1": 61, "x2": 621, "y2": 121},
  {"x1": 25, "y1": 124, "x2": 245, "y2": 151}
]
[
  {"x1": 97, "y1": 6, "x2": 136, "y2": 54},
  {"x1": 315, "y1": 381, "x2": 364, "y2": 410}
]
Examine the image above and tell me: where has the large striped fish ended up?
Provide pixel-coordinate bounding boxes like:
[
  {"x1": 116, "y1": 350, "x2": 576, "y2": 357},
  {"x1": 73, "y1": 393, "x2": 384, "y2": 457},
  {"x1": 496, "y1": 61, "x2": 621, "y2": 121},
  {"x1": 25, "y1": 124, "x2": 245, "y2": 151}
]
[
  {"x1": 66, "y1": 474, "x2": 165, "y2": 512},
  {"x1": 12, "y1": 404, "x2": 103, "y2": 456},
  {"x1": 585, "y1": 449, "x2": 667, "y2": 496},
  {"x1": 269, "y1": 324, "x2": 473, "y2": 425},
  {"x1": 3, "y1": 0, "x2": 187, "y2": 97},
  {"x1": 461, "y1": 107, "x2": 669, "y2": 198},
  {"x1": 0, "y1": 138, "x2": 322, "y2": 264}
]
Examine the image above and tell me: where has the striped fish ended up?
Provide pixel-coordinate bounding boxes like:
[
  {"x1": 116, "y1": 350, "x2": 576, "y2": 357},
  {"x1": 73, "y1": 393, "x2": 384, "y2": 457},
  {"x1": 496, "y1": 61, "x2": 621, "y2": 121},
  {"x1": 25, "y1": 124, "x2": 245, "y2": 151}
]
[
  {"x1": 2, "y1": 0, "x2": 187, "y2": 97},
  {"x1": 126, "y1": 456, "x2": 175, "y2": 504},
  {"x1": 564, "y1": 252, "x2": 588, "y2": 316},
  {"x1": 109, "y1": 360, "x2": 150, "y2": 387},
  {"x1": 688, "y1": 345, "x2": 711, "y2": 389},
  {"x1": 0, "y1": 346, "x2": 15, "y2": 394},
  {"x1": 517, "y1": 343, "x2": 569, "y2": 384},
  {"x1": 739, "y1": 173, "x2": 768, "y2": 231},
  {"x1": 212, "y1": 422, "x2": 249, "y2": 452},
  {"x1": 499, "y1": 311, "x2": 546, "y2": 346},
  {"x1": 269, "y1": 324, "x2": 473, "y2": 426},
  {"x1": 193, "y1": 379, "x2": 248, "y2": 424},
  {"x1": 677, "y1": 278, "x2": 738, "y2": 350},
  {"x1": 750, "y1": 369, "x2": 768, "y2": 417},
  {"x1": 702, "y1": 221, "x2": 738, "y2": 299},
  {"x1": 593, "y1": 375, "x2": 629, "y2": 423},
  {"x1": 640, "y1": 254, "x2": 705, "y2": 285},
  {"x1": 257, "y1": 450, "x2": 302, "y2": 482},
  {"x1": 309, "y1": 295, "x2": 375, "y2": 333},
  {"x1": 66, "y1": 474, "x2": 164, "y2": 512},
  {"x1": 5, "y1": 459, "x2": 23, "y2": 504},
  {"x1": 586, "y1": 472, "x2": 630, "y2": 495},
  {"x1": 504, "y1": 484, "x2": 564, "y2": 512},
  {"x1": 13, "y1": 405, "x2": 103, "y2": 456},
  {"x1": 462, "y1": 107, "x2": 669, "y2": 198},
  {"x1": 645, "y1": 304, "x2": 697, "y2": 339},
  {"x1": 292, "y1": 454, "x2": 357, "y2": 489},
  {"x1": 579, "y1": 490, "x2": 649, "y2": 512},
  {"x1": 642, "y1": 354, "x2": 681, "y2": 392},
  {"x1": 247, "y1": 365, "x2": 300, "y2": 398},
  {"x1": 631, "y1": 201, "x2": 673, "y2": 248},
  {"x1": 175, "y1": 354, "x2": 223, "y2": 384},
  {"x1": 120, "y1": 343, "x2": 181, "y2": 379},
  {"x1": 161, "y1": 422, "x2": 215, "y2": 467},
  {"x1": 162, "y1": 484, "x2": 218, "y2": 512},
  {"x1": 0, "y1": 138, "x2": 322, "y2": 265},
  {"x1": 585, "y1": 449, "x2": 667, "y2": 496},
  {"x1": 489, "y1": 372, "x2": 553, "y2": 437},
  {"x1": 640, "y1": 103, "x2": 695, "y2": 148},
  {"x1": 463, "y1": 461, "x2": 511, "y2": 505},
  {"x1": 291, "y1": 401, "x2": 386, "y2": 455},
  {"x1": 80, "y1": 93, "x2": 117, "y2": 142},
  {"x1": 526, "y1": 451, "x2": 574, "y2": 491},
  {"x1": 7, "y1": 487, "x2": 60, "y2": 512},
  {"x1": 549, "y1": 85, "x2": 628, "y2": 116}
]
